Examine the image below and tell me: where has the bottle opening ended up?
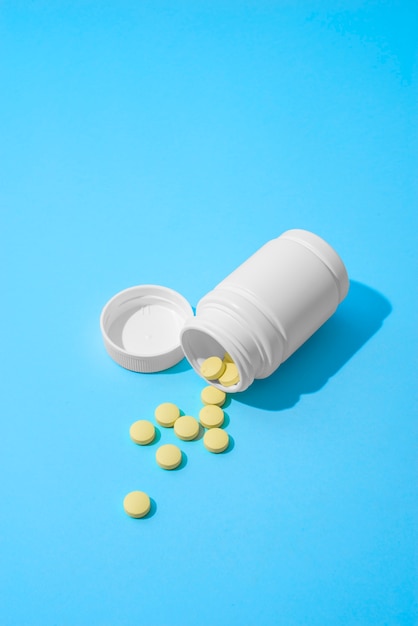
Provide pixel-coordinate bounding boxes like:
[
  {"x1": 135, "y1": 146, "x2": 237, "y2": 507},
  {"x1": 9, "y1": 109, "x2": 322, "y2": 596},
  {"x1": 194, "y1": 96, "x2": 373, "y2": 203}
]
[{"x1": 180, "y1": 327, "x2": 242, "y2": 391}]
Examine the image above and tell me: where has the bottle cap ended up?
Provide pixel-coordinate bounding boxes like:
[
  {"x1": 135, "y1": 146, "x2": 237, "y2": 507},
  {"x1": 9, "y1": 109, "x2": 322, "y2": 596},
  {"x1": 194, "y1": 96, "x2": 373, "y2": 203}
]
[{"x1": 100, "y1": 285, "x2": 194, "y2": 372}]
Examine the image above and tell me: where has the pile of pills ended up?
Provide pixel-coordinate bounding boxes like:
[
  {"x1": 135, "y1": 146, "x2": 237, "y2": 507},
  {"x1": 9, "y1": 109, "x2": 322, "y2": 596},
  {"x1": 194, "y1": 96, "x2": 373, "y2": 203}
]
[{"x1": 123, "y1": 370, "x2": 233, "y2": 518}]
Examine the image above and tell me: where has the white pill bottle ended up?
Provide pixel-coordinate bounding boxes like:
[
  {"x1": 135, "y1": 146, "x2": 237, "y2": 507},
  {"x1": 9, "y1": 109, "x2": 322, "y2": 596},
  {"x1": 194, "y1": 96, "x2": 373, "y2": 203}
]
[{"x1": 180, "y1": 229, "x2": 349, "y2": 392}]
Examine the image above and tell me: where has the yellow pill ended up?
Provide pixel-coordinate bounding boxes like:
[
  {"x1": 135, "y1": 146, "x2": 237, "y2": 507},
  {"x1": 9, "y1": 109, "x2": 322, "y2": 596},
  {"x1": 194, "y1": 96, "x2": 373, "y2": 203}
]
[
  {"x1": 154, "y1": 402, "x2": 180, "y2": 427},
  {"x1": 200, "y1": 385, "x2": 226, "y2": 407},
  {"x1": 203, "y1": 428, "x2": 229, "y2": 453},
  {"x1": 174, "y1": 415, "x2": 200, "y2": 441},
  {"x1": 199, "y1": 405, "x2": 225, "y2": 429},
  {"x1": 129, "y1": 419, "x2": 155, "y2": 445},
  {"x1": 223, "y1": 352, "x2": 234, "y2": 364},
  {"x1": 123, "y1": 490, "x2": 151, "y2": 519},
  {"x1": 200, "y1": 356, "x2": 226, "y2": 381},
  {"x1": 156, "y1": 443, "x2": 182, "y2": 469},
  {"x1": 218, "y1": 362, "x2": 240, "y2": 387}
]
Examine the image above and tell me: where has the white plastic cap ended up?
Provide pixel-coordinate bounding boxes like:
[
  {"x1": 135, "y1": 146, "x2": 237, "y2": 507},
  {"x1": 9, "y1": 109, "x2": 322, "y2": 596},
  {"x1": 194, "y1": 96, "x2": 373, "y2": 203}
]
[{"x1": 100, "y1": 285, "x2": 194, "y2": 373}]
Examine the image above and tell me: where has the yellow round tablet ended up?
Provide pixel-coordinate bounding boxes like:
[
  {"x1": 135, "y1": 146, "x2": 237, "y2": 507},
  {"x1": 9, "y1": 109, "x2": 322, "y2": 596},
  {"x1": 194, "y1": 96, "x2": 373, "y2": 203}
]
[
  {"x1": 203, "y1": 428, "x2": 229, "y2": 453},
  {"x1": 123, "y1": 491, "x2": 151, "y2": 518},
  {"x1": 156, "y1": 443, "x2": 182, "y2": 469},
  {"x1": 223, "y1": 352, "x2": 234, "y2": 364},
  {"x1": 199, "y1": 405, "x2": 224, "y2": 429},
  {"x1": 200, "y1": 385, "x2": 226, "y2": 407},
  {"x1": 218, "y1": 362, "x2": 240, "y2": 387},
  {"x1": 200, "y1": 356, "x2": 226, "y2": 381},
  {"x1": 174, "y1": 415, "x2": 200, "y2": 441},
  {"x1": 129, "y1": 419, "x2": 155, "y2": 445},
  {"x1": 154, "y1": 402, "x2": 180, "y2": 427}
]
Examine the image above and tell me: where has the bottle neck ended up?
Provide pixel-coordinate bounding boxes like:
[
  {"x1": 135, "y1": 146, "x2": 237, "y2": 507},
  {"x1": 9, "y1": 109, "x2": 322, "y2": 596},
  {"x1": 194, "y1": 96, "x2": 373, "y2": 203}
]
[{"x1": 180, "y1": 289, "x2": 284, "y2": 392}]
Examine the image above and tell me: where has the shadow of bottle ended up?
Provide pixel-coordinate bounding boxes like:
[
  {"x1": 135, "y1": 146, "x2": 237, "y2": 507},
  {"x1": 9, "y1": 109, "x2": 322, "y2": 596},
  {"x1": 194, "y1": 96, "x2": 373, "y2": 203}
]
[{"x1": 234, "y1": 281, "x2": 392, "y2": 411}]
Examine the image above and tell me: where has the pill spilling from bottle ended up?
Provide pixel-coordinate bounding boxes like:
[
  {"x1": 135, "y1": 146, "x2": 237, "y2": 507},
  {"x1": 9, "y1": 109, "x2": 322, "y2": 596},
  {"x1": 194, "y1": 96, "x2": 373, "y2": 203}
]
[
  {"x1": 199, "y1": 404, "x2": 224, "y2": 428},
  {"x1": 124, "y1": 384, "x2": 232, "y2": 518},
  {"x1": 129, "y1": 419, "x2": 156, "y2": 445},
  {"x1": 200, "y1": 385, "x2": 226, "y2": 406},
  {"x1": 174, "y1": 415, "x2": 200, "y2": 441},
  {"x1": 156, "y1": 443, "x2": 183, "y2": 470},
  {"x1": 123, "y1": 491, "x2": 151, "y2": 519}
]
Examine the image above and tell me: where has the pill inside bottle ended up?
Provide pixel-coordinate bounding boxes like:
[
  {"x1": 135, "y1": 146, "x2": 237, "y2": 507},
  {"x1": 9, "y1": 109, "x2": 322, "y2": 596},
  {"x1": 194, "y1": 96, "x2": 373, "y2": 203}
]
[
  {"x1": 199, "y1": 354, "x2": 240, "y2": 388},
  {"x1": 200, "y1": 356, "x2": 226, "y2": 381}
]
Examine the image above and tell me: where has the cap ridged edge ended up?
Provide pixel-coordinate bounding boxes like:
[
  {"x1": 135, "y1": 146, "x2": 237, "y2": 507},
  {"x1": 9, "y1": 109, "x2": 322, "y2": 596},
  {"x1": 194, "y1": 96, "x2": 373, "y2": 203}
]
[{"x1": 102, "y1": 336, "x2": 185, "y2": 373}]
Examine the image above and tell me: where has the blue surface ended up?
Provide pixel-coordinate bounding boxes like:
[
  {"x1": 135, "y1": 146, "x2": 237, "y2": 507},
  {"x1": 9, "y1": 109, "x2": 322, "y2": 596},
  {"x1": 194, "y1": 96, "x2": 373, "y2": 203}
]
[{"x1": 0, "y1": 2, "x2": 417, "y2": 625}]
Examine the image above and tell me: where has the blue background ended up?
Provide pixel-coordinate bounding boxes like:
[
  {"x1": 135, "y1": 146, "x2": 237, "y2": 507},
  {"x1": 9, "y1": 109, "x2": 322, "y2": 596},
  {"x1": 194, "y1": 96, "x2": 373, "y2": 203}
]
[{"x1": 0, "y1": 2, "x2": 417, "y2": 625}]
